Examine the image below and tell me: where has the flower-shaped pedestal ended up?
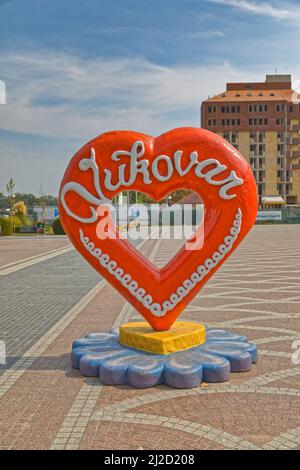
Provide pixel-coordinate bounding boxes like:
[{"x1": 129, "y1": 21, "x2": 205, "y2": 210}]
[{"x1": 71, "y1": 328, "x2": 257, "y2": 389}]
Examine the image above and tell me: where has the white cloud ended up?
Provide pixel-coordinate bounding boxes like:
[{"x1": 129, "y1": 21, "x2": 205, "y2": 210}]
[
  {"x1": 1, "y1": 49, "x2": 300, "y2": 193},
  {"x1": 190, "y1": 30, "x2": 225, "y2": 38},
  {"x1": 0, "y1": 50, "x2": 266, "y2": 140},
  {"x1": 207, "y1": 0, "x2": 300, "y2": 21},
  {"x1": 0, "y1": 79, "x2": 6, "y2": 104}
]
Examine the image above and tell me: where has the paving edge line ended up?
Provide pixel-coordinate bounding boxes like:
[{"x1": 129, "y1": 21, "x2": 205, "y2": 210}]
[
  {"x1": 50, "y1": 302, "x2": 133, "y2": 450},
  {"x1": 0, "y1": 245, "x2": 72, "y2": 270},
  {"x1": 0, "y1": 246, "x2": 74, "y2": 276},
  {"x1": 0, "y1": 280, "x2": 105, "y2": 399},
  {"x1": 50, "y1": 237, "x2": 162, "y2": 450}
]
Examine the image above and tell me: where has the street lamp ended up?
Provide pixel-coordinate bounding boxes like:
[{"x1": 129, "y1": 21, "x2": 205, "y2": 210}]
[{"x1": 10, "y1": 194, "x2": 16, "y2": 235}]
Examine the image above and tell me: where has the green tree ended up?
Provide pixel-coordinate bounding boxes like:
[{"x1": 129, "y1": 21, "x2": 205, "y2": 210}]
[
  {"x1": 53, "y1": 217, "x2": 65, "y2": 235},
  {"x1": 0, "y1": 192, "x2": 7, "y2": 209},
  {"x1": 0, "y1": 217, "x2": 13, "y2": 236}
]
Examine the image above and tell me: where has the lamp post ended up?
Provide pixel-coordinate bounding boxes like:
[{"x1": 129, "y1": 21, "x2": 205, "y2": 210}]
[{"x1": 11, "y1": 194, "x2": 16, "y2": 235}]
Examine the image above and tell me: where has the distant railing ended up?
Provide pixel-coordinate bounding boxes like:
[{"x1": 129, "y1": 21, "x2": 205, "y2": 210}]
[{"x1": 256, "y1": 206, "x2": 300, "y2": 224}]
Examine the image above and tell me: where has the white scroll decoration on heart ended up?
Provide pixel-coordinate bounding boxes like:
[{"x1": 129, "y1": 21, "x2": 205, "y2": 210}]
[{"x1": 60, "y1": 143, "x2": 244, "y2": 224}]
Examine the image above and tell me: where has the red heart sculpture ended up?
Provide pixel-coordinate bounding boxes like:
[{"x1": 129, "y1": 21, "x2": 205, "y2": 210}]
[{"x1": 59, "y1": 128, "x2": 257, "y2": 330}]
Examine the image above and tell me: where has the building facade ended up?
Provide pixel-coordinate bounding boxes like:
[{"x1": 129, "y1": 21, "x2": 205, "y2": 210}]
[{"x1": 201, "y1": 74, "x2": 300, "y2": 205}]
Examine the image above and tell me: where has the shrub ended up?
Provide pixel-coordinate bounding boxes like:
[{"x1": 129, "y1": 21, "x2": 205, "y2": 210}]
[
  {"x1": 0, "y1": 217, "x2": 13, "y2": 236},
  {"x1": 9, "y1": 215, "x2": 21, "y2": 227},
  {"x1": 53, "y1": 217, "x2": 65, "y2": 235}
]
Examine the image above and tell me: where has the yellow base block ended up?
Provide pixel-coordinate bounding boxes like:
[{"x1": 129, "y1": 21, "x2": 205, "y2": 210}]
[{"x1": 119, "y1": 321, "x2": 206, "y2": 355}]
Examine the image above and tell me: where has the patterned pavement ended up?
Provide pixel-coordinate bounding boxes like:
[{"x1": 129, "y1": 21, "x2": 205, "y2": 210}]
[
  {"x1": 0, "y1": 226, "x2": 300, "y2": 450},
  {"x1": 0, "y1": 250, "x2": 99, "y2": 369}
]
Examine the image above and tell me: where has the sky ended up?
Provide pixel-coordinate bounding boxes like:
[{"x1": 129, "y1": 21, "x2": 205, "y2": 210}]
[{"x1": 1, "y1": 0, "x2": 300, "y2": 195}]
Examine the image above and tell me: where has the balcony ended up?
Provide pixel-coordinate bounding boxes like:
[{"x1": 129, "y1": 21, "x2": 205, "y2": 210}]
[
  {"x1": 292, "y1": 138, "x2": 300, "y2": 145},
  {"x1": 291, "y1": 151, "x2": 300, "y2": 158},
  {"x1": 291, "y1": 124, "x2": 300, "y2": 131}
]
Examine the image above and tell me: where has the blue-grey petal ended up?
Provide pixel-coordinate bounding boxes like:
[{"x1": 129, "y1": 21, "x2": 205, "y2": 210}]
[
  {"x1": 164, "y1": 356, "x2": 203, "y2": 388},
  {"x1": 199, "y1": 341, "x2": 253, "y2": 372},
  {"x1": 206, "y1": 329, "x2": 247, "y2": 342},
  {"x1": 127, "y1": 356, "x2": 165, "y2": 388},
  {"x1": 188, "y1": 350, "x2": 231, "y2": 382}
]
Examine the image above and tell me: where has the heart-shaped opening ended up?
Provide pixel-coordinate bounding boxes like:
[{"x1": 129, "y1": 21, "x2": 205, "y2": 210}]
[{"x1": 107, "y1": 190, "x2": 205, "y2": 269}]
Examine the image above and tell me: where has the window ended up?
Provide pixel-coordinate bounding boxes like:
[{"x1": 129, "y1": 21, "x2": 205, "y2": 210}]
[
  {"x1": 232, "y1": 119, "x2": 235, "y2": 125},
  {"x1": 256, "y1": 104, "x2": 268, "y2": 112},
  {"x1": 276, "y1": 117, "x2": 284, "y2": 125},
  {"x1": 259, "y1": 118, "x2": 263, "y2": 125},
  {"x1": 264, "y1": 118, "x2": 268, "y2": 125},
  {"x1": 222, "y1": 119, "x2": 225, "y2": 126},
  {"x1": 237, "y1": 119, "x2": 240, "y2": 125},
  {"x1": 249, "y1": 105, "x2": 253, "y2": 112},
  {"x1": 221, "y1": 106, "x2": 225, "y2": 113},
  {"x1": 289, "y1": 105, "x2": 293, "y2": 112},
  {"x1": 276, "y1": 104, "x2": 285, "y2": 112},
  {"x1": 278, "y1": 131, "x2": 284, "y2": 141}
]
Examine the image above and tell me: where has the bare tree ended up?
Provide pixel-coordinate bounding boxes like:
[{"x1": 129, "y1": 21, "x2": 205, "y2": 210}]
[
  {"x1": 6, "y1": 177, "x2": 15, "y2": 208},
  {"x1": 6, "y1": 178, "x2": 16, "y2": 234}
]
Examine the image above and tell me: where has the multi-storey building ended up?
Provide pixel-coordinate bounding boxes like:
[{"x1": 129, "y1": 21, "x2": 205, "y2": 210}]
[{"x1": 201, "y1": 74, "x2": 300, "y2": 205}]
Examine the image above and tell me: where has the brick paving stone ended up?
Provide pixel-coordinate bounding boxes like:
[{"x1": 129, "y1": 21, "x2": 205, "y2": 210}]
[
  {"x1": 0, "y1": 236, "x2": 70, "y2": 267},
  {"x1": 0, "y1": 226, "x2": 300, "y2": 449},
  {"x1": 0, "y1": 250, "x2": 100, "y2": 369}
]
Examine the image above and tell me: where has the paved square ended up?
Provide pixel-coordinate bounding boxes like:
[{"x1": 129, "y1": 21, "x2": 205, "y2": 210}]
[{"x1": 0, "y1": 226, "x2": 300, "y2": 450}]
